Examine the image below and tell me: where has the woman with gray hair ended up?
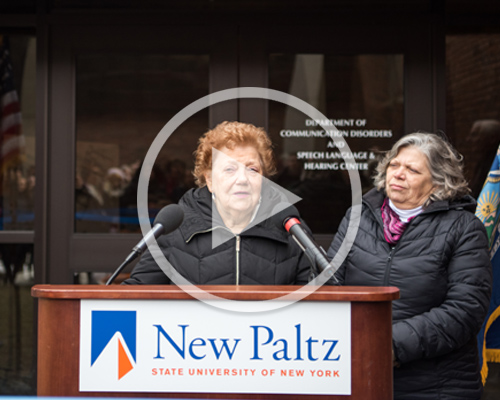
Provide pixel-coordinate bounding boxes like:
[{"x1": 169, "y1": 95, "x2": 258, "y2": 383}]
[{"x1": 327, "y1": 132, "x2": 492, "y2": 399}]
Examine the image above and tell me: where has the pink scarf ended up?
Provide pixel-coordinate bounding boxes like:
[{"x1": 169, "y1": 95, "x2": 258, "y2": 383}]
[{"x1": 381, "y1": 198, "x2": 409, "y2": 245}]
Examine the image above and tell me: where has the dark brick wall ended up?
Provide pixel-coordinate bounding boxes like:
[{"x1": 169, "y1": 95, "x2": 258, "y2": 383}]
[{"x1": 446, "y1": 34, "x2": 500, "y2": 197}]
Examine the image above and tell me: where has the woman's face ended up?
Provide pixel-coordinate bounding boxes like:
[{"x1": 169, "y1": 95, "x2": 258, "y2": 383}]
[
  {"x1": 385, "y1": 146, "x2": 435, "y2": 209},
  {"x1": 205, "y1": 145, "x2": 263, "y2": 226}
]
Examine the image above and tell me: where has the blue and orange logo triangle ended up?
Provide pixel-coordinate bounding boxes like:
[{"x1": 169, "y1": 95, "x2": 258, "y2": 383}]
[{"x1": 91, "y1": 310, "x2": 136, "y2": 380}]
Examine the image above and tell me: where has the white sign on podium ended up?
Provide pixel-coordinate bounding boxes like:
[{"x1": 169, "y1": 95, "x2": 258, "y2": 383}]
[{"x1": 80, "y1": 299, "x2": 351, "y2": 395}]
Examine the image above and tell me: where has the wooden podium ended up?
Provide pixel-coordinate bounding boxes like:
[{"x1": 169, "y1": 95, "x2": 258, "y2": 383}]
[{"x1": 32, "y1": 284, "x2": 399, "y2": 399}]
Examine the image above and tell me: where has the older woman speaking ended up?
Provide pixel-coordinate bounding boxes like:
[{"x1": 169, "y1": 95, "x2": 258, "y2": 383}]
[
  {"x1": 327, "y1": 133, "x2": 492, "y2": 399},
  {"x1": 124, "y1": 121, "x2": 311, "y2": 285}
]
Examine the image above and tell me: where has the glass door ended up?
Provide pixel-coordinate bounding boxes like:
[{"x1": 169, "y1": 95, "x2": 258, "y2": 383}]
[
  {"x1": 238, "y1": 21, "x2": 442, "y2": 247},
  {"x1": 46, "y1": 19, "x2": 442, "y2": 282},
  {"x1": 48, "y1": 24, "x2": 238, "y2": 282}
]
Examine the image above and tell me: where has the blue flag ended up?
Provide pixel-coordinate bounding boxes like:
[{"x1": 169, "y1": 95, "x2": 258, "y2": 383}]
[{"x1": 476, "y1": 144, "x2": 500, "y2": 384}]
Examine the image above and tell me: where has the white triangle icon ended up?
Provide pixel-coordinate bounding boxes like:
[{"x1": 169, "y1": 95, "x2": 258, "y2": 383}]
[{"x1": 209, "y1": 147, "x2": 302, "y2": 249}]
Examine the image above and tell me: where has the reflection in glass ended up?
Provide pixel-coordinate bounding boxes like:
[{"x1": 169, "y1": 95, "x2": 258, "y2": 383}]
[
  {"x1": 269, "y1": 54, "x2": 404, "y2": 233},
  {"x1": 446, "y1": 34, "x2": 500, "y2": 198},
  {"x1": 75, "y1": 54, "x2": 209, "y2": 233},
  {"x1": 0, "y1": 35, "x2": 36, "y2": 232},
  {"x1": 0, "y1": 33, "x2": 36, "y2": 395}
]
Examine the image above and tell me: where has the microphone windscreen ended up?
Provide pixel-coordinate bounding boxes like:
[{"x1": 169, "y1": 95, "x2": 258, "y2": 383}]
[
  {"x1": 153, "y1": 204, "x2": 184, "y2": 234},
  {"x1": 270, "y1": 202, "x2": 300, "y2": 230}
]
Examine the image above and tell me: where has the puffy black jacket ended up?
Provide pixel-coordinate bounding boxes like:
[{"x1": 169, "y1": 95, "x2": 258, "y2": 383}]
[
  {"x1": 123, "y1": 185, "x2": 311, "y2": 285},
  {"x1": 327, "y1": 188, "x2": 492, "y2": 400}
]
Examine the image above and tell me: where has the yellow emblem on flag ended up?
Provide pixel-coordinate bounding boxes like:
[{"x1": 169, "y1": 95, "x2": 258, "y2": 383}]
[{"x1": 476, "y1": 190, "x2": 499, "y2": 226}]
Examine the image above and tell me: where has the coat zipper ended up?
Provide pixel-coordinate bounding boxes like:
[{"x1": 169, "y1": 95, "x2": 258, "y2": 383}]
[
  {"x1": 363, "y1": 193, "x2": 446, "y2": 287},
  {"x1": 368, "y1": 203, "x2": 405, "y2": 287},
  {"x1": 235, "y1": 235, "x2": 241, "y2": 285},
  {"x1": 383, "y1": 246, "x2": 396, "y2": 286},
  {"x1": 367, "y1": 202, "x2": 397, "y2": 286},
  {"x1": 381, "y1": 219, "x2": 417, "y2": 286},
  {"x1": 186, "y1": 227, "x2": 242, "y2": 285}
]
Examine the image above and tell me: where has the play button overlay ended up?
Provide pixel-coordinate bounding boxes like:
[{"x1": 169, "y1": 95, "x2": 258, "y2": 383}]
[
  {"x1": 136, "y1": 87, "x2": 362, "y2": 312},
  {"x1": 209, "y1": 147, "x2": 302, "y2": 250}
]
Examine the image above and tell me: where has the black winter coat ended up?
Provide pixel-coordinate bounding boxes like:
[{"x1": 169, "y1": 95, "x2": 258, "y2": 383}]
[
  {"x1": 123, "y1": 186, "x2": 311, "y2": 285},
  {"x1": 327, "y1": 188, "x2": 492, "y2": 400}
]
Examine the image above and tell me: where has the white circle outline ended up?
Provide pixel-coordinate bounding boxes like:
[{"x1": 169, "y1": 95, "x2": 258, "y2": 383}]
[{"x1": 137, "y1": 87, "x2": 362, "y2": 312}]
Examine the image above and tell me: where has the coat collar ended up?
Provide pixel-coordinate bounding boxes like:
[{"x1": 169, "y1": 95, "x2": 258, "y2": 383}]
[
  {"x1": 177, "y1": 185, "x2": 290, "y2": 244},
  {"x1": 363, "y1": 187, "x2": 477, "y2": 216}
]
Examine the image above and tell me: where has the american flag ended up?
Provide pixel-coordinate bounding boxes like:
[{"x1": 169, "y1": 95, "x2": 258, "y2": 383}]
[{"x1": 0, "y1": 35, "x2": 24, "y2": 171}]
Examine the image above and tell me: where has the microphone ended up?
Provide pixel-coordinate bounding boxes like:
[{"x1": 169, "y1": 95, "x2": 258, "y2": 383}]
[
  {"x1": 271, "y1": 203, "x2": 336, "y2": 280},
  {"x1": 105, "y1": 204, "x2": 184, "y2": 285}
]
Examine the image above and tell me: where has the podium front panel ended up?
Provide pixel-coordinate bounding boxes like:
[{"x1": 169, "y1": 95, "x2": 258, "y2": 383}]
[{"x1": 33, "y1": 285, "x2": 398, "y2": 400}]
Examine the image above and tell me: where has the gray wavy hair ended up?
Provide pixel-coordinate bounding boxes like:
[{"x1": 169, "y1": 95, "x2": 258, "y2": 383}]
[{"x1": 373, "y1": 132, "x2": 470, "y2": 206}]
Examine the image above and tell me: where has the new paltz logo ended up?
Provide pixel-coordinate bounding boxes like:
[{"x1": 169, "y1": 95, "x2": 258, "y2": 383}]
[{"x1": 91, "y1": 311, "x2": 137, "y2": 380}]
